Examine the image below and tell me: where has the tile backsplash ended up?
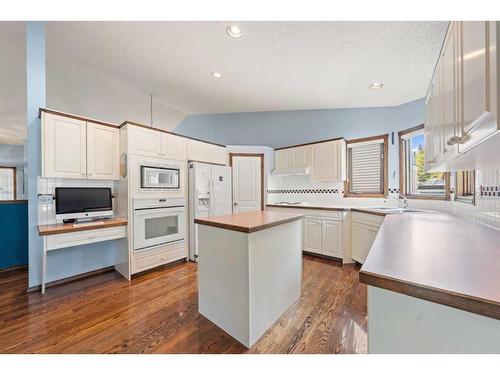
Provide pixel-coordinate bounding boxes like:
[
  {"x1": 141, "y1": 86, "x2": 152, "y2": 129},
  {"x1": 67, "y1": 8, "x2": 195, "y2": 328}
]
[
  {"x1": 37, "y1": 177, "x2": 115, "y2": 225},
  {"x1": 268, "y1": 168, "x2": 500, "y2": 230}
]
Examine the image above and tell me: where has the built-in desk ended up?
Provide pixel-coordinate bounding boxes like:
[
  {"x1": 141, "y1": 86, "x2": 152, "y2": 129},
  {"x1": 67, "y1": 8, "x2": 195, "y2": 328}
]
[{"x1": 38, "y1": 218, "x2": 127, "y2": 293}]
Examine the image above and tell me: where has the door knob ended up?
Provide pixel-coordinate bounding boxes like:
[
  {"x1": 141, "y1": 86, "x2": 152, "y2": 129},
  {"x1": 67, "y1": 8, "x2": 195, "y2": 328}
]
[{"x1": 234, "y1": 202, "x2": 238, "y2": 206}]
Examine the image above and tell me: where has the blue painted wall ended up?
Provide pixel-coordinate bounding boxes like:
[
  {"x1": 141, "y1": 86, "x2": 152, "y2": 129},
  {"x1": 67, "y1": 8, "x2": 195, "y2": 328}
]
[
  {"x1": 175, "y1": 98, "x2": 425, "y2": 189},
  {"x1": 26, "y1": 22, "x2": 116, "y2": 288},
  {"x1": 0, "y1": 202, "x2": 28, "y2": 269},
  {"x1": 175, "y1": 98, "x2": 425, "y2": 148}
]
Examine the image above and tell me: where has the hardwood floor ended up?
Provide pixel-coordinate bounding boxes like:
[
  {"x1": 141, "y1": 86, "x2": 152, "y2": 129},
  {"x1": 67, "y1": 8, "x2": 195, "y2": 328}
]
[{"x1": 0, "y1": 255, "x2": 367, "y2": 354}]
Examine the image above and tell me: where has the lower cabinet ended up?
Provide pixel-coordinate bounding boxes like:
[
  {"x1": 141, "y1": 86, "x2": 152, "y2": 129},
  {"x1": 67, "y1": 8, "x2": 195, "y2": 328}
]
[
  {"x1": 304, "y1": 215, "x2": 343, "y2": 259},
  {"x1": 351, "y1": 213, "x2": 383, "y2": 264},
  {"x1": 131, "y1": 240, "x2": 187, "y2": 274}
]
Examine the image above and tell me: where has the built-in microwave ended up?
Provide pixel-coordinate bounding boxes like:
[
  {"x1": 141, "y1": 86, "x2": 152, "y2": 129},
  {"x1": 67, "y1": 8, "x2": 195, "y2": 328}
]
[{"x1": 141, "y1": 164, "x2": 180, "y2": 190}]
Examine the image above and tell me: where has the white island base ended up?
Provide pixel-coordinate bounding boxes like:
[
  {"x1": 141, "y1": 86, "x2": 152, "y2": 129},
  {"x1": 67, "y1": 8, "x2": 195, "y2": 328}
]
[{"x1": 197, "y1": 217, "x2": 302, "y2": 348}]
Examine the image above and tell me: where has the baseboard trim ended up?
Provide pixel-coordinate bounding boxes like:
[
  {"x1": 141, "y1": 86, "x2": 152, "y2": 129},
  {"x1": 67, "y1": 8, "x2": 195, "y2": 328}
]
[
  {"x1": 0, "y1": 264, "x2": 28, "y2": 274},
  {"x1": 27, "y1": 266, "x2": 116, "y2": 293},
  {"x1": 131, "y1": 258, "x2": 187, "y2": 279},
  {"x1": 302, "y1": 251, "x2": 343, "y2": 263}
]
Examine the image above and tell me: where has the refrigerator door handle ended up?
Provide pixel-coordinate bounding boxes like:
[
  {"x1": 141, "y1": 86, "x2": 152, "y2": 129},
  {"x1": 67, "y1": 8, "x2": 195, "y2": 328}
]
[{"x1": 209, "y1": 179, "x2": 215, "y2": 215}]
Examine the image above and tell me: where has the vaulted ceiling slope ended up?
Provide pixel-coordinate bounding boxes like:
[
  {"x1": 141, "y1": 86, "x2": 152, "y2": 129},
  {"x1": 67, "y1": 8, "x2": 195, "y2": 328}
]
[
  {"x1": 47, "y1": 21, "x2": 447, "y2": 114},
  {"x1": 1, "y1": 21, "x2": 447, "y2": 145}
]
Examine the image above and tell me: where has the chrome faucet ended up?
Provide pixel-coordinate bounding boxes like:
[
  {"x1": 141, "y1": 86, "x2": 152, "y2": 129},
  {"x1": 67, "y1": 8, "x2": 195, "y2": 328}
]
[{"x1": 386, "y1": 194, "x2": 409, "y2": 209}]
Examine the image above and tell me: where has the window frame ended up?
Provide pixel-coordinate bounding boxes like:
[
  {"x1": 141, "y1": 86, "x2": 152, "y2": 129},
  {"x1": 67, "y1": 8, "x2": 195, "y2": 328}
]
[
  {"x1": 455, "y1": 170, "x2": 476, "y2": 205},
  {"x1": 0, "y1": 166, "x2": 17, "y2": 201},
  {"x1": 398, "y1": 124, "x2": 450, "y2": 200},
  {"x1": 344, "y1": 134, "x2": 388, "y2": 198}
]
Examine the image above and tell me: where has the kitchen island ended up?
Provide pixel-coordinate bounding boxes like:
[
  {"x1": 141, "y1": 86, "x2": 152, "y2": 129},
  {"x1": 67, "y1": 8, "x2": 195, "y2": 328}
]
[
  {"x1": 195, "y1": 210, "x2": 304, "y2": 348},
  {"x1": 360, "y1": 212, "x2": 500, "y2": 353}
]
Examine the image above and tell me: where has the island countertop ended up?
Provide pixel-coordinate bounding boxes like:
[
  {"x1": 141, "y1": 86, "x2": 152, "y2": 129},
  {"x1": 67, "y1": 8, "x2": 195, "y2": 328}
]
[
  {"x1": 359, "y1": 211, "x2": 500, "y2": 320},
  {"x1": 194, "y1": 210, "x2": 305, "y2": 233}
]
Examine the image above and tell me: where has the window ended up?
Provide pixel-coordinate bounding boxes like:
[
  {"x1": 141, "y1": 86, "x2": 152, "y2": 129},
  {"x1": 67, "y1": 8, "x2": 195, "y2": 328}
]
[
  {"x1": 455, "y1": 170, "x2": 475, "y2": 204},
  {"x1": 0, "y1": 167, "x2": 16, "y2": 201},
  {"x1": 399, "y1": 125, "x2": 450, "y2": 199},
  {"x1": 345, "y1": 134, "x2": 388, "y2": 197}
]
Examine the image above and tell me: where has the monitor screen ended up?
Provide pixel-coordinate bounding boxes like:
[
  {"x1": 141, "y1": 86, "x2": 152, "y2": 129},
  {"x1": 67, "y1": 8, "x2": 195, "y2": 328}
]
[{"x1": 55, "y1": 187, "x2": 112, "y2": 215}]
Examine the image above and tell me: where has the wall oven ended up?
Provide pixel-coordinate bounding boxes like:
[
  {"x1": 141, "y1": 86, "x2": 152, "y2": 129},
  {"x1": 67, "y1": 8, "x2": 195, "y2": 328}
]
[{"x1": 133, "y1": 198, "x2": 185, "y2": 251}]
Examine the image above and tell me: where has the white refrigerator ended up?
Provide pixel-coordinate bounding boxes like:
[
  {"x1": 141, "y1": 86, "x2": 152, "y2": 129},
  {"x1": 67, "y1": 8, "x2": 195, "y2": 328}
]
[{"x1": 188, "y1": 162, "x2": 232, "y2": 261}]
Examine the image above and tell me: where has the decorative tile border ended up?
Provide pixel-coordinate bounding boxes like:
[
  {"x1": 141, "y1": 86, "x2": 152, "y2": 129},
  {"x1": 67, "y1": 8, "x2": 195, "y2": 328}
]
[
  {"x1": 267, "y1": 189, "x2": 341, "y2": 194},
  {"x1": 480, "y1": 186, "x2": 500, "y2": 197}
]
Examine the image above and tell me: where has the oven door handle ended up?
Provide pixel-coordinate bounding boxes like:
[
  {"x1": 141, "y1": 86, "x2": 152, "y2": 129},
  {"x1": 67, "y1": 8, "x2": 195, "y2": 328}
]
[{"x1": 134, "y1": 207, "x2": 185, "y2": 217}]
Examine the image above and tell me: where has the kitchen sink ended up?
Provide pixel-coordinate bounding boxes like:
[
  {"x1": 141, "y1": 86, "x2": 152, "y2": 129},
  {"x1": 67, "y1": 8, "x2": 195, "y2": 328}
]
[{"x1": 367, "y1": 207, "x2": 431, "y2": 214}]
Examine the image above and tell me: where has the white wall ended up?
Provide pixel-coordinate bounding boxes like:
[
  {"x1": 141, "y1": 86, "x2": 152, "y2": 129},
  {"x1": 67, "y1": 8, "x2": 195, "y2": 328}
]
[{"x1": 46, "y1": 47, "x2": 187, "y2": 131}]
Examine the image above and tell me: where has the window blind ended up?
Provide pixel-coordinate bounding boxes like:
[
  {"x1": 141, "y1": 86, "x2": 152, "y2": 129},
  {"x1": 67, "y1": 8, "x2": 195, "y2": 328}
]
[{"x1": 348, "y1": 142, "x2": 383, "y2": 193}]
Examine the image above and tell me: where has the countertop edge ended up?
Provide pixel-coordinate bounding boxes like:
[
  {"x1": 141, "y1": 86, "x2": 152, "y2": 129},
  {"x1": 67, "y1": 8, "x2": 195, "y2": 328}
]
[
  {"x1": 359, "y1": 268, "x2": 500, "y2": 321},
  {"x1": 38, "y1": 218, "x2": 128, "y2": 236},
  {"x1": 266, "y1": 204, "x2": 387, "y2": 216},
  {"x1": 195, "y1": 214, "x2": 305, "y2": 234}
]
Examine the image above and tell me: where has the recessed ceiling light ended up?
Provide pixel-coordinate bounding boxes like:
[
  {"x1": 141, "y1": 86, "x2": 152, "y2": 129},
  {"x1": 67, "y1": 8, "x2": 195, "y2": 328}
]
[
  {"x1": 226, "y1": 25, "x2": 242, "y2": 39},
  {"x1": 211, "y1": 72, "x2": 223, "y2": 79},
  {"x1": 369, "y1": 82, "x2": 384, "y2": 89}
]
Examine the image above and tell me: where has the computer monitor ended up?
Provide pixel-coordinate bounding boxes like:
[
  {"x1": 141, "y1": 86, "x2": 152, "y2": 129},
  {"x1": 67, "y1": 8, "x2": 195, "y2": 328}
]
[{"x1": 55, "y1": 187, "x2": 113, "y2": 221}]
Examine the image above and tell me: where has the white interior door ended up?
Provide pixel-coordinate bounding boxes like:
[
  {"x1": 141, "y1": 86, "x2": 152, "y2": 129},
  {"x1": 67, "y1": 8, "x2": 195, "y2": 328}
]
[{"x1": 232, "y1": 155, "x2": 262, "y2": 213}]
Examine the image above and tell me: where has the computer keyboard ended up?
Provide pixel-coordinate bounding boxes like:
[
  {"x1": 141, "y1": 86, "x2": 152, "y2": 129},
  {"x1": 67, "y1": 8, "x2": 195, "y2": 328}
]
[{"x1": 72, "y1": 221, "x2": 105, "y2": 228}]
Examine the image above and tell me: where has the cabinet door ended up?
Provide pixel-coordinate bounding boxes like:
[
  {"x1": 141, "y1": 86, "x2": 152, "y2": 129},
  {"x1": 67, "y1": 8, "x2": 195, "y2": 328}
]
[
  {"x1": 207, "y1": 145, "x2": 227, "y2": 165},
  {"x1": 87, "y1": 123, "x2": 120, "y2": 180},
  {"x1": 129, "y1": 126, "x2": 163, "y2": 158},
  {"x1": 187, "y1": 140, "x2": 208, "y2": 162},
  {"x1": 351, "y1": 222, "x2": 376, "y2": 264},
  {"x1": 441, "y1": 22, "x2": 459, "y2": 159},
  {"x1": 275, "y1": 149, "x2": 291, "y2": 169},
  {"x1": 311, "y1": 140, "x2": 344, "y2": 181},
  {"x1": 458, "y1": 21, "x2": 497, "y2": 152},
  {"x1": 321, "y1": 219, "x2": 342, "y2": 259},
  {"x1": 304, "y1": 218, "x2": 322, "y2": 254},
  {"x1": 162, "y1": 133, "x2": 186, "y2": 160},
  {"x1": 291, "y1": 146, "x2": 309, "y2": 167},
  {"x1": 42, "y1": 113, "x2": 87, "y2": 179}
]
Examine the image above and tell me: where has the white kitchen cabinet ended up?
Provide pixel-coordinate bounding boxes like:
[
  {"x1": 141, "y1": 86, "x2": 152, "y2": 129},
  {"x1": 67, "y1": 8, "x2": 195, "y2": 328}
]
[
  {"x1": 128, "y1": 125, "x2": 163, "y2": 158},
  {"x1": 87, "y1": 122, "x2": 120, "y2": 180},
  {"x1": 304, "y1": 218, "x2": 322, "y2": 254},
  {"x1": 274, "y1": 145, "x2": 310, "y2": 169},
  {"x1": 274, "y1": 148, "x2": 291, "y2": 169},
  {"x1": 206, "y1": 144, "x2": 227, "y2": 165},
  {"x1": 187, "y1": 139, "x2": 227, "y2": 165},
  {"x1": 187, "y1": 139, "x2": 208, "y2": 162},
  {"x1": 42, "y1": 112, "x2": 87, "y2": 179},
  {"x1": 425, "y1": 21, "x2": 500, "y2": 171},
  {"x1": 321, "y1": 219, "x2": 343, "y2": 258},
  {"x1": 311, "y1": 139, "x2": 346, "y2": 181},
  {"x1": 162, "y1": 133, "x2": 186, "y2": 160},
  {"x1": 351, "y1": 213, "x2": 382, "y2": 264}
]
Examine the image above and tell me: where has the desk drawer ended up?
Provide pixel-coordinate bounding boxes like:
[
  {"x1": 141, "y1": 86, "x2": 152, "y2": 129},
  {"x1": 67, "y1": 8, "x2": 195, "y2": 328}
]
[
  {"x1": 46, "y1": 226, "x2": 127, "y2": 251},
  {"x1": 133, "y1": 241, "x2": 186, "y2": 274}
]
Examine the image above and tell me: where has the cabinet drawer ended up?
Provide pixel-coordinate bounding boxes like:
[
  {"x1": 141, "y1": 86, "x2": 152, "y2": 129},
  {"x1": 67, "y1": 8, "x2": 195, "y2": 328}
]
[
  {"x1": 352, "y1": 212, "x2": 384, "y2": 226},
  {"x1": 304, "y1": 209, "x2": 342, "y2": 220},
  {"x1": 46, "y1": 226, "x2": 126, "y2": 251},
  {"x1": 133, "y1": 241, "x2": 186, "y2": 273}
]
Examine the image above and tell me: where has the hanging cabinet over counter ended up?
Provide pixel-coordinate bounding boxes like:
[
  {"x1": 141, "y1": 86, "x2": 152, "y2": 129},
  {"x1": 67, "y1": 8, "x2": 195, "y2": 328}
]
[{"x1": 425, "y1": 21, "x2": 500, "y2": 172}]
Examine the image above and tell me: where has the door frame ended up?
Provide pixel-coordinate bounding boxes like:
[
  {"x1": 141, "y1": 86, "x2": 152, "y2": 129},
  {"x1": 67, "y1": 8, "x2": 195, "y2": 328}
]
[{"x1": 229, "y1": 153, "x2": 265, "y2": 211}]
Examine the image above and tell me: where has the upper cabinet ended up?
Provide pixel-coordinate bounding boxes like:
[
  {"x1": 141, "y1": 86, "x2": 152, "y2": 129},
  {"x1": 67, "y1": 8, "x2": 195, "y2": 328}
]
[
  {"x1": 163, "y1": 133, "x2": 187, "y2": 160},
  {"x1": 128, "y1": 125, "x2": 163, "y2": 158},
  {"x1": 187, "y1": 139, "x2": 227, "y2": 165},
  {"x1": 311, "y1": 139, "x2": 346, "y2": 181},
  {"x1": 87, "y1": 122, "x2": 120, "y2": 180},
  {"x1": 275, "y1": 145, "x2": 310, "y2": 170},
  {"x1": 42, "y1": 112, "x2": 87, "y2": 179},
  {"x1": 426, "y1": 21, "x2": 499, "y2": 171},
  {"x1": 42, "y1": 112, "x2": 120, "y2": 180}
]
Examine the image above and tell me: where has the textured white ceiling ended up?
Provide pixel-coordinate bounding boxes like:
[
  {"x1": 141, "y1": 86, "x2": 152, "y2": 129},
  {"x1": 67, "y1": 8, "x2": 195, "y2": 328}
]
[
  {"x1": 47, "y1": 21, "x2": 448, "y2": 114},
  {"x1": 0, "y1": 21, "x2": 448, "y2": 145}
]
